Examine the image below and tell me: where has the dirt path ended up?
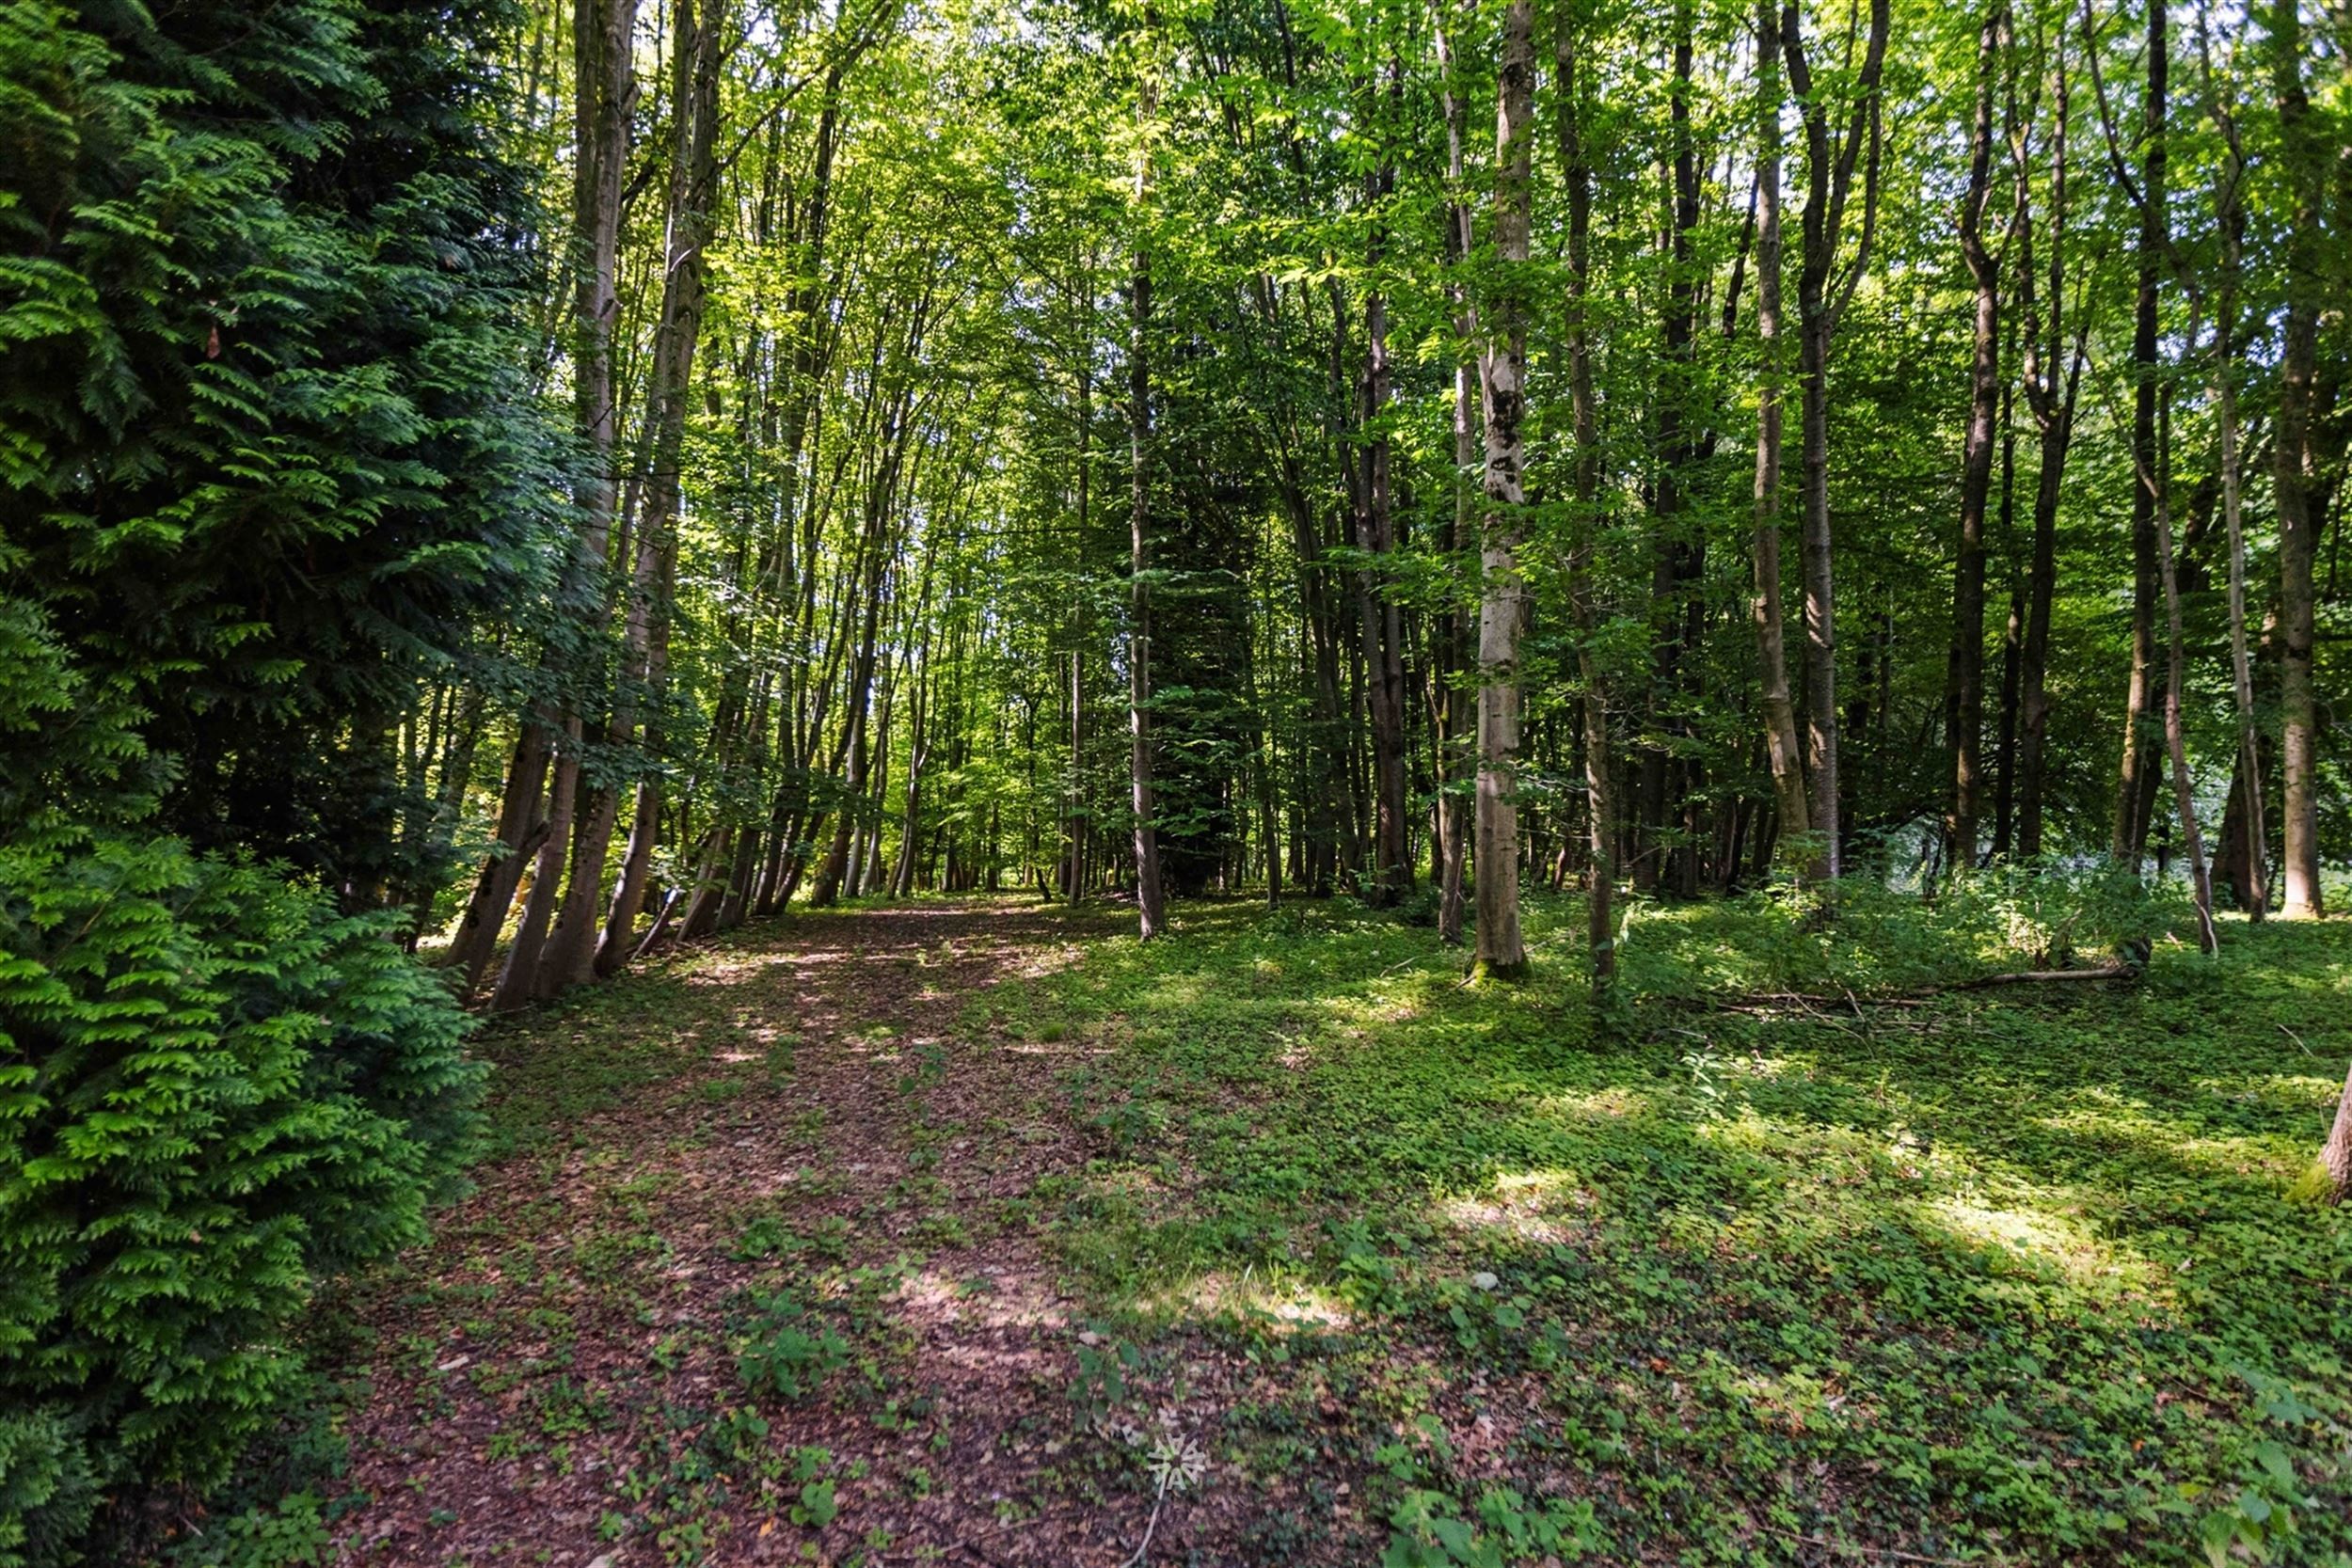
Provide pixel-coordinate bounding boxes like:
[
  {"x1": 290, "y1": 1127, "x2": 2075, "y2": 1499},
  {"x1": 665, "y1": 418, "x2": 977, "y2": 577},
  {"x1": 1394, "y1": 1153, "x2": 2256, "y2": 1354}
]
[{"x1": 326, "y1": 898, "x2": 1241, "y2": 1568}]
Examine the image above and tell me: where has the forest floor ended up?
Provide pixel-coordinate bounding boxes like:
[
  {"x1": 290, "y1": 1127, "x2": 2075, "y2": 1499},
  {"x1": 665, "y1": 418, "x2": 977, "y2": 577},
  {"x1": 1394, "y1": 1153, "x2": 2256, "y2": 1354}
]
[{"x1": 253, "y1": 891, "x2": 2348, "y2": 1568}]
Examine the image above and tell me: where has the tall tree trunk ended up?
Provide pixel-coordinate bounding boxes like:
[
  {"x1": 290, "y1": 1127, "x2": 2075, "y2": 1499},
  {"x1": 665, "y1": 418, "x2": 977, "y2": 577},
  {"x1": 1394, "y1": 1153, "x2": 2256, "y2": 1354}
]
[
  {"x1": 2015, "y1": 12, "x2": 2079, "y2": 860},
  {"x1": 2113, "y1": 0, "x2": 2167, "y2": 872},
  {"x1": 1064, "y1": 310, "x2": 1091, "y2": 907},
  {"x1": 2202, "y1": 62, "x2": 2268, "y2": 919},
  {"x1": 1993, "y1": 382, "x2": 2021, "y2": 857},
  {"x1": 1128, "y1": 78, "x2": 1167, "y2": 940},
  {"x1": 1751, "y1": 0, "x2": 1810, "y2": 869},
  {"x1": 1357, "y1": 58, "x2": 1411, "y2": 907},
  {"x1": 1782, "y1": 0, "x2": 1891, "y2": 881},
  {"x1": 453, "y1": 0, "x2": 636, "y2": 999},
  {"x1": 486, "y1": 0, "x2": 638, "y2": 1010},
  {"x1": 1947, "y1": 0, "x2": 2005, "y2": 878},
  {"x1": 1558, "y1": 5, "x2": 1613, "y2": 989},
  {"x1": 2270, "y1": 0, "x2": 2325, "y2": 917},
  {"x1": 1473, "y1": 0, "x2": 1534, "y2": 979},
  {"x1": 1649, "y1": 3, "x2": 1705, "y2": 899},
  {"x1": 1435, "y1": 4, "x2": 1476, "y2": 946},
  {"x1": 577, "y1": 0, "x2": 724, "y2": 982}
]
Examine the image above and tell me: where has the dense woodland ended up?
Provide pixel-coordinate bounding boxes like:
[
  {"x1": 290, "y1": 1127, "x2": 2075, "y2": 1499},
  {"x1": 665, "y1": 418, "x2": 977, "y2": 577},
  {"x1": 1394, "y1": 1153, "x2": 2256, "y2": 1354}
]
[{"x1": 3, "y1": 0, "x2": 2351, "y2": 1561}]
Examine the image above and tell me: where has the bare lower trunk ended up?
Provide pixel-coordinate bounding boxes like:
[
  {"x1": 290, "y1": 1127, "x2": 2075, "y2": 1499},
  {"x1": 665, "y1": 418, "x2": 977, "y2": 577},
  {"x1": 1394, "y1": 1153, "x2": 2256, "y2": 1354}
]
[
  {"x1": 2209, "y1": 125, "x2": 2267, "y2": 918},
  {"x1": 1796, "y1": 325, "x2": 1838, "y2": 879},
  {"x1": 446, "y1": 720, "x2": 552, "y2": 993}
]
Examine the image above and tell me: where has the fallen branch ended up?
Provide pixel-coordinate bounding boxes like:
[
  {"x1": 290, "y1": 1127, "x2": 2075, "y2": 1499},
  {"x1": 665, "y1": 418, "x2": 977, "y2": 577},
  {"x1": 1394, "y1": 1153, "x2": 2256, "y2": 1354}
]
[
  {"x1": 1947, "y1": 962, "x2": 2137, "y2": 990},
  {"x1": 1708, "y1": 964, "x2": 2137, "y2": 1013}
]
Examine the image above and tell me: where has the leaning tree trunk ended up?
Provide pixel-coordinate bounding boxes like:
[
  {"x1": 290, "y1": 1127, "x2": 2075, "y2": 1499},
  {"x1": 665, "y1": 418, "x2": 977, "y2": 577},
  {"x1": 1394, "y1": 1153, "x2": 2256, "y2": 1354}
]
[{"x1": 1472, "y1": 0, "x2": 1534, "y2": 980}]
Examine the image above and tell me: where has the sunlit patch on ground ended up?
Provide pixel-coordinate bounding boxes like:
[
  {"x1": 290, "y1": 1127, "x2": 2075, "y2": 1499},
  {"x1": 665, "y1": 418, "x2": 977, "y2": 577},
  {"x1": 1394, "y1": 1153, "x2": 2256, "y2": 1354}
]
[
  {"x1": 1134, "y1": 1269, "x2": 1354, "y2": 1332},
  {"x1": 300, "y1": 894, "x2": 2352, "y2": 1568},
  {"x1": 1436, "y1": 1169, "x2": 1592, "y2": 1247}
]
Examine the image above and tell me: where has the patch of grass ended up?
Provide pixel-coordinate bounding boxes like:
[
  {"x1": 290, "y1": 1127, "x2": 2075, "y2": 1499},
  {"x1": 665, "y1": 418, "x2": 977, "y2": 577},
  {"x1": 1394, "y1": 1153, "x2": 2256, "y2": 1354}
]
[{"x1": 1037, "y1": 888, "x2": 2352, "y2": 1564}]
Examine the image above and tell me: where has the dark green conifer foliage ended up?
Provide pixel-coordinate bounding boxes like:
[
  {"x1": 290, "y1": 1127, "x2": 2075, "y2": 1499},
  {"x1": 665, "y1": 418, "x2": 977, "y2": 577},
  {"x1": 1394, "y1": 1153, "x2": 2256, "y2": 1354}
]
[
  {"x1": 0, "y1": 0, "x2": 555, "y2": 904},
  {"x1": 0, "y1": 0, "x2": 537, "y2": 1556}
]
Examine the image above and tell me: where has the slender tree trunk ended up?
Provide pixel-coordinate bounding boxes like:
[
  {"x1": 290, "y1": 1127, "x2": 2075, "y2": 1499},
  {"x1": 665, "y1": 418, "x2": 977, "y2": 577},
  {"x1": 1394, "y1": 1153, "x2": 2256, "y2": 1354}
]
[
  {"x1": 1473, "y1": 0, "x2": 1534, "y2": 979},
  {"x1": 2203, "y1": 82, "x2": 2268, "y2": 919},
  {"x1": 577, "y1": 0, "x2": 723, "y2": 982},
  {"x1": 1993, "y1": 385, "x2": 2021, "y2": 857},
  {"x1": 2013, "y1": 5, "x2": 2081, "y2": 862},
  {"x1": 1064, "y1": 321, "x2": 1091, "y2": 908},
  {"x1": 1649, "y1": 4, "x2": 1705, "y2": 899},
  {"x1": 446, "y1": 725, "x2": 553, "y2": 992},
  {"x1": 1558, "y1": 6, "x2": 1613, "y2": 989},
  {"x1": 1782, "y1": 0, "x2": 1890, "y2": 880},
  {"x1": 1128, "y1": 79, "x2": 1167, "y2": 940},
  {"x1": 1947, "y1": 0, "x2": 2005, "y2": 878},
  {"x1": 2113, "y1": 0, "x2": 2167, "y2": 872},
  {"x1": 2153, "y1": 391, "x2": 2218, "y2": 952},
  {"x1": 1357, "y1": 59, "x2": 1411, "y2": 906},
  {"x1": 1435, "y1": 5, "x2": 1476, "y2": 946},
  {"x1": 492, "y1": 723, "x2": 580, "y2": 1011},
  {"x1": 1751, "y1": 0, "x2": 1809, "y2": 869},
  {"x1": 453, "y1": 0, "x2": 636, "y2": 1000}
]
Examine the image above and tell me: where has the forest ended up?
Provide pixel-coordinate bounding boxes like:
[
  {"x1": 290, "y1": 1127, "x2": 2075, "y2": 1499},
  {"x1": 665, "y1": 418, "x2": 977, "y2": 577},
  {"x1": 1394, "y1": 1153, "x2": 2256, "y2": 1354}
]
[{"x1": 2, "y1": 0, "x2": 2350, "y2": 1561}]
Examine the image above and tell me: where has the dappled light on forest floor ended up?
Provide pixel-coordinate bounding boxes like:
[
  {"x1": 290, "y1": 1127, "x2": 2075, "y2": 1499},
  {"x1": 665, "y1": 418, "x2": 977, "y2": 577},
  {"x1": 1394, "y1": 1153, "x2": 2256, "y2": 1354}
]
[{"x1": 221, "y1": 894, "x2": 2350, "y2": 1566}]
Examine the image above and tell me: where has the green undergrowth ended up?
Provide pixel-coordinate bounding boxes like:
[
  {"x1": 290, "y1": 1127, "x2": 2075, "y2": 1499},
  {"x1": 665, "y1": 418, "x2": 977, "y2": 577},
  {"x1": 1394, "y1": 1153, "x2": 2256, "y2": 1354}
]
[{"x1": 1034, "y1": 887, "x2": 2352, "y2": 1565}]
